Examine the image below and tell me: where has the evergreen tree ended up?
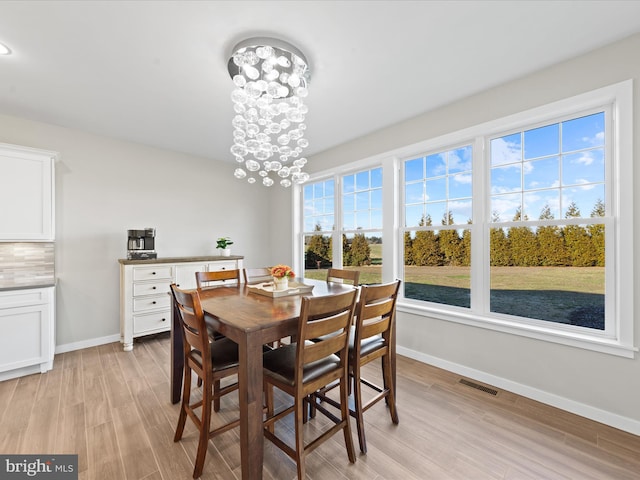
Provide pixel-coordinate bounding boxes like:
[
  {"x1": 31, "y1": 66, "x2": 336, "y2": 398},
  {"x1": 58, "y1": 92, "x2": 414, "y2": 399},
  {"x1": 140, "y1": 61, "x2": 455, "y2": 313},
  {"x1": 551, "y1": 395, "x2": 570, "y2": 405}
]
[
  {"x1": 460, "y1": 219, "x2": 472, "y2": 267},
  {"x1": 349, "y1": 233, "x2": 371, "y2": 266},
  {"x1": 536, "y1": 204, "x2": 568, "y2": 266},
  {"x1": 404, "y1": 231, "x2": 414, "y2": 266},
  {"x1": 305, "y1": 223, "x2": 330, "y2": 268},
  {"x1": 563, "y1": 202, "x2": 596, "y2": 266},
  {"x1": 589, "y1": 199, "x2": 605, "y2": 267},
  {"x1": 490, "y1": 223, "x2": 511, "y2": 266},
  {"x1": 507, "y1": 207, "x2": 539, "y2": 266},
  {"x1": 439, "y1": 211, "x2": 463, "y2": 266},
  {"x1": 411, "y1": 215, "x2": 443, "y2": 266}
]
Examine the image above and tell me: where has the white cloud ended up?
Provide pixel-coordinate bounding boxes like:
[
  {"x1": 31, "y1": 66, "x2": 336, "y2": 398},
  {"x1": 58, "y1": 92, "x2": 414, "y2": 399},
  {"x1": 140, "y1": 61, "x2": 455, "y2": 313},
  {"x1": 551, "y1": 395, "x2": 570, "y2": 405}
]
[{"x1": 491, "y1": 137, "x2": 520, "y2": 165}]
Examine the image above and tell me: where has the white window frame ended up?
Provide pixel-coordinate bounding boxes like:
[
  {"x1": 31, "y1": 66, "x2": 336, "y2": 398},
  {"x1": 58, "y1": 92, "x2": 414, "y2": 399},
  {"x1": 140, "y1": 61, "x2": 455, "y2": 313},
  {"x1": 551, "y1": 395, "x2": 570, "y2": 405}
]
[{"x1": 294, "y1": 80, "x2": 635, "y2": 358}]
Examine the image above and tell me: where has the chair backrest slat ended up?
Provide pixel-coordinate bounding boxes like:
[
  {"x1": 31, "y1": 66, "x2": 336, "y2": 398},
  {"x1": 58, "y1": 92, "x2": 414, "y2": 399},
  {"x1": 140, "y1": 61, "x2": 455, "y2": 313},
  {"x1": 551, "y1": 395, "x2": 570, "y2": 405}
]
[
  {"x1": 243, "y1": 267, "x2": 273, "y2": 285},
  {"x1": 297, "y1": 289, "x2": 357, "y2": 374},
  {"x1": 196, "y1": 269, "x2": 241, "y2": 289},
  {"x1": 354, "y1": 280, "x2": 401, "y2": 349},
  {"x1": 326, "y1": 268, "x2": 360, "y2": 286}
]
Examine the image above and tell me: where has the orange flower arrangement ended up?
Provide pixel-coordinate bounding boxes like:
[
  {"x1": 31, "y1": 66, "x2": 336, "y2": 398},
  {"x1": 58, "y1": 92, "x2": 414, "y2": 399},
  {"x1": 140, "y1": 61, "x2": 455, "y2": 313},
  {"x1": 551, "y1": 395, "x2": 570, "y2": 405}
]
[{"x1": 270, "y1": 264, "x2": 295, "y2": 279}]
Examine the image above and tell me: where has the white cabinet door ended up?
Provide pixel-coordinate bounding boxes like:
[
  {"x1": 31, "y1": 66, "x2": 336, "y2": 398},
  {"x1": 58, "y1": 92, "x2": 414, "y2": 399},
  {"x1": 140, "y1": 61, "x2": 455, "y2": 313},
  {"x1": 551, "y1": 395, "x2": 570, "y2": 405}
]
[
  {"x1": 0, "y1": 143, "x2": 57, "y2": 241},
  {"x1": 0, "y1": 287, "x2": 55, "y2": 379},
  {"x1": 175, "y1": 263, "x2": 206, "y2": 290}
]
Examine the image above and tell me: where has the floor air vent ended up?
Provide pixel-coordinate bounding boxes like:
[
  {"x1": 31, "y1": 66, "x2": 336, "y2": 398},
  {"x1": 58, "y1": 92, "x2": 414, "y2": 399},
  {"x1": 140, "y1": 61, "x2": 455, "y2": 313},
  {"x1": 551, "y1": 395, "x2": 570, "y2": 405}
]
[{"x1": 459, "y1": 378, "x2": 498, "y2": 396}]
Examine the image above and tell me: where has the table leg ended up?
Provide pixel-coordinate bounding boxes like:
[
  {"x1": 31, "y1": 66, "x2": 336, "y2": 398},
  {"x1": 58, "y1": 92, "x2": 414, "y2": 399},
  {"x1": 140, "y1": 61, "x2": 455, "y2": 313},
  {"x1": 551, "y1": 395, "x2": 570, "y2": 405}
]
[
  {"x1": 238, "y1": 332, "x2": 264, "y2": 480},
  {"x1": 170, "y1": 297, "x2": 184, "y2": 404}
]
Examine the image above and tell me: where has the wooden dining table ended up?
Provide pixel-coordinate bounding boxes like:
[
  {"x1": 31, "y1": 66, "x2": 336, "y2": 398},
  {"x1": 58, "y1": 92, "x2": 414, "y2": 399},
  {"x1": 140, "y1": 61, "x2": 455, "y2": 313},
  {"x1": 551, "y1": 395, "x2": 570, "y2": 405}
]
[{"x1": 169, "y1": 278, "x2": 357, "y2": 480}]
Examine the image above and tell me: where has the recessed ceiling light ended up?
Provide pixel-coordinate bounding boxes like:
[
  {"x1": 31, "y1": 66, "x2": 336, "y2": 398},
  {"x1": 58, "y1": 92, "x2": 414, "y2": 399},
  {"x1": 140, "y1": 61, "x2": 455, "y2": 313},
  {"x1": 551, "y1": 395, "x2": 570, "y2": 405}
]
[{"x1": 0, "y1": 42, "x2": 12, "y2": 55}]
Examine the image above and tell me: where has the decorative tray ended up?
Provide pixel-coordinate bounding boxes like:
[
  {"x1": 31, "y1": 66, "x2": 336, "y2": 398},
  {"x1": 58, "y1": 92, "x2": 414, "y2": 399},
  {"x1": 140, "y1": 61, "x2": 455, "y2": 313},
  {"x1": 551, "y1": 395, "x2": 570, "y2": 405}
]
[{"x1": 247, "y1": 281, "x2": 315, "y2": 298}]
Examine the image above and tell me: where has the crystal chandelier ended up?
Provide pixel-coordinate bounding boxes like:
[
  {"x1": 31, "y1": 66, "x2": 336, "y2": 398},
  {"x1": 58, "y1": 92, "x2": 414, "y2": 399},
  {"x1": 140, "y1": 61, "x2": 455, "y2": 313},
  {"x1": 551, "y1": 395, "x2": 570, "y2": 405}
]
[{"x1": 228, "y1": 37, "x2": 310, "y2": 187}]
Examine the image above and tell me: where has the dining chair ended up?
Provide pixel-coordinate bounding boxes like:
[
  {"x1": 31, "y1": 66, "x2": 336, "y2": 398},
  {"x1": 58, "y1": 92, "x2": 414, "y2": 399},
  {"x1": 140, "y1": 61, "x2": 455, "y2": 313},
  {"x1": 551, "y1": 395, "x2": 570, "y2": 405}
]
[
  {"x1": 262, "y1": 289, "x2": 358, "y2": 479},
  {"x1": 195, "y1": 269, "x2": 241, "y2": 289},
  {"x1": 170, "y1": 284, "x2": 241, "y2": 479},
  {"x1": 312, "y1": 279, "x2": 401, "y2": 454},
  {"x1": 326, "y1": 267, "x2": 360, "y2": 286},
  {"x1": 243, "y1": 267, "x2": 273, "y2": 285}
]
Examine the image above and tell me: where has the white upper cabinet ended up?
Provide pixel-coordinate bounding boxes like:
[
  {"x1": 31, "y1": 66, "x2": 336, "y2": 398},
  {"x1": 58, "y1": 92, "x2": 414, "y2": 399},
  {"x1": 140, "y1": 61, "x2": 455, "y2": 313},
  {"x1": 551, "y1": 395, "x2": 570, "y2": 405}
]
[{"x1": 0, "y1": 143, "x2": 57, "y2": 241}]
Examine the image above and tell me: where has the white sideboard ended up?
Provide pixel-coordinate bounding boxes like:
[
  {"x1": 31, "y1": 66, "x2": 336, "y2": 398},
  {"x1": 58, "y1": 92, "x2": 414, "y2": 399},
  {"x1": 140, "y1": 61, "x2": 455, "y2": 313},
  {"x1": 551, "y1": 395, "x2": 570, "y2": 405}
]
[
  {"x1": 119, "y1": 256, "x2": 243, "y2": 351},
  {"x1": 0, "y1": 286, "x2": 56, "y2": 381},
  {"x1": 0, "y1": 142, "x2": 57, "y2": 241}
]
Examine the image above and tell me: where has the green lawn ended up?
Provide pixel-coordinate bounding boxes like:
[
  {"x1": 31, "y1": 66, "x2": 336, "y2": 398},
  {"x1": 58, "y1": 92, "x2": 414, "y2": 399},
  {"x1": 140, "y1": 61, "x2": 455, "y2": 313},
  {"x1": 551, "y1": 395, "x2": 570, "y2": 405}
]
[{"x1": 304, "y1": 264, "x2": 605, "y2": 330}]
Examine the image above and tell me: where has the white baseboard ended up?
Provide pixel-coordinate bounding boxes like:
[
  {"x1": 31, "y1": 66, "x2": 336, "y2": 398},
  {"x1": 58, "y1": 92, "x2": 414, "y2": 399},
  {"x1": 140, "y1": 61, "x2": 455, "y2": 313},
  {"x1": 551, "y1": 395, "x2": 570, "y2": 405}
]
[
  {"x1": 55, "y1": 334, "x2": 122, "y2": 354},
  {"x1": 397, "y1": 345, "x2": 640, "y2": 437}
]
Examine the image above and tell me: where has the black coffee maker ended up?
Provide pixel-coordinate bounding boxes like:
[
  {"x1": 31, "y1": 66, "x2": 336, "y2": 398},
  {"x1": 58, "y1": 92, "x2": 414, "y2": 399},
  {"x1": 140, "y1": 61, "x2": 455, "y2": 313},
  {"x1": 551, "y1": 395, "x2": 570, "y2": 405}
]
[{"x1": 127, "y1": 228, "x2": 157, "y2": 260}]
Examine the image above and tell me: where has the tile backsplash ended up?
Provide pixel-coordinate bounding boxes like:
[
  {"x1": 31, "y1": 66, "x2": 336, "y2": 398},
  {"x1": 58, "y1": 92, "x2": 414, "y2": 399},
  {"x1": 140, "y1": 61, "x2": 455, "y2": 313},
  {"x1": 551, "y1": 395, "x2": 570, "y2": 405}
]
[{"x1": 0, "y1": 242, "x2": 55, "y2": 288}]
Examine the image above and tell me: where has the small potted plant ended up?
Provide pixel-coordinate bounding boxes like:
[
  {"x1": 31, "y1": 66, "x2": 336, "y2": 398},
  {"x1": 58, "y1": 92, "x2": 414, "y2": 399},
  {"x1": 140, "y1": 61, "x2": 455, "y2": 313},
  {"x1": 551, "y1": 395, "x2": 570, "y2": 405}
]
[
  {"x1": 270, "y1": 264, "x2": 295, "y2": 291},
  {"x1": 216, "y1": 237, "x2": 233, "y2": 257}
]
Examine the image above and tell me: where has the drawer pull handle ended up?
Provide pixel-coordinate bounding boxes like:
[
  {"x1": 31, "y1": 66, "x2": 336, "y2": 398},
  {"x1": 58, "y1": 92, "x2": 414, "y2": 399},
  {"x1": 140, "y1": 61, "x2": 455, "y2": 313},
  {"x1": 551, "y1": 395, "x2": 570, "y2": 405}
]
[
  {"x1": 161, "y1": 318, "x2": 166, "y2": 322},
  {"x1": 152, "y1": 272, "x2": 156, "y2": 275},
  {"x1": 152, "y1": 286, "x2": 156, "y2": 290},
  {"x1": 152, "y1": 301, "x2": 156, "y2": 304}
]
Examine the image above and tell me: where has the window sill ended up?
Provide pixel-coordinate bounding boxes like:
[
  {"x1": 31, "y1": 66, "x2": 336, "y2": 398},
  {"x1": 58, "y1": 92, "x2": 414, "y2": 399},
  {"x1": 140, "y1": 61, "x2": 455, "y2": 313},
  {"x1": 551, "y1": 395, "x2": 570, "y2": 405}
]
[{"x1": 397, "y1": 300, "x2": 637, "y2": 358}]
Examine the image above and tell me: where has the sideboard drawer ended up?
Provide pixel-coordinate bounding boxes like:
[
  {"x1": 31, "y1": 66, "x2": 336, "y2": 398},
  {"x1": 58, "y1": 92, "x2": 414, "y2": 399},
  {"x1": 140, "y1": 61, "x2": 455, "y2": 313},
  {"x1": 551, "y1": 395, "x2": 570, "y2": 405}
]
[
  {"x1": 133, "y1": 281, "x2": 172, "y2": 297},
  {"x1": 207, "y1": 261, "x2": 237, "y2": 272},
  {"x1": 133, "y1": 266, "x2": 174, "y2": 281},
  {"x1": 133, "y1": 294, "x2": 171, "y2": 312},
  {"x1": 133, "y1": 310, "x2": 170, "y2": 334}
]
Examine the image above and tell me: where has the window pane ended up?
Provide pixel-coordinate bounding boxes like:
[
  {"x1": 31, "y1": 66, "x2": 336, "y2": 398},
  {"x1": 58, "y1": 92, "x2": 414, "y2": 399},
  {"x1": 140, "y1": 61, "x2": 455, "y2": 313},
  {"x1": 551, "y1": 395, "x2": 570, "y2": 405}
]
[
  {"x1": 371, "y1": 167, "x2": 383, "y2": 188},
  {"x1": 405, "y1": 204, "x2": 424, "y2": 227},
  {"x1": 355, "y1": 191, "x2": 369, "y2": 210},
  {"x1": 425, "y1": 202, "x2": 447, "y2": 224},
  {"x1": 426, "y1": 177, "x2": 446, "y2": 201},
  {"x1": 524, "y1": 123, "x2": 559, "y2": 159},
  {"x1": 343, "y1": 232, "x2": 382, "y2": 284},
  {"x1": 563, "y1": 185, "x2": 605, "y2": 218},
  {"x1": 524, "y1": 190, "x2": 560, "y2": 220},
  {"x1": 426, "y1": 153, "x2": 446, "y2": 177},
  {"x1": 491, "y1": 193, "x2": 521, "y2": 222},
  {"x1": 343, "y1": 193, "x2": 354, "y2": 212},
  {"x1": 490, "y1": 224, "x2": 604, "y2": 330},
  {"x1": 355, "y1": 171, "x2": 369, "y2": 190},
  {"x1": 562, "y1": 149, "x2": 605, "y2": 186},
  {"x1": 562, "y1": 112, "x2": 604, "y2": 152},
  {"x1": 449, "y1": 199, "x2": 472, "y2": 225},
  {"x1": 405, "y1": 182, "x2": 424, "y2": 204},
  {"x1": 343, "y1": 174, "x2": 355, "y2": 194},
  {"x1": 491, "y1": 164, "x2": 522, "y2": 193},
  {"x1": 355, "y1": 211, "x2": 370, "y2": 229},
  {"x1": 491, "y1": 133, "x2": 521, "y2": 166},
  {"x1": 405, "y1": 157, "x2": 424, "y2": 182},
  {"x1": 404, "y1": 228, "x2": 471, "y2": 308},
  {"x1": 449, "y1": 173, "x2": 472, "y2": 199},
  {"x1": 524, "y1": 157, "x2": 559, "y2": 190},
  {"x1": 449, "y1": 146, "x2": 472, "y2": 173},
  {"x1": 304, "y1": 233, "x2": 332, "y2": 280}
]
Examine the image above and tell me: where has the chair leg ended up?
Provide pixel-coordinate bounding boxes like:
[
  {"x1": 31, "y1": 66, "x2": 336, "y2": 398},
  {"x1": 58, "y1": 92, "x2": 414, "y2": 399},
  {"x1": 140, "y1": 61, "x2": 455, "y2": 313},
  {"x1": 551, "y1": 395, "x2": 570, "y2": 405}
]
[
  {"x1": 352, "y1": 364, "x2": 368, "y2": 453},
  {"x1": 340, "y1": 375, "x2": 357, "y2": 464},
  {"x1": 213, "y1": 379, "x2": 221, "y2": 412},
  {"x1": 193, "y1": 379, "x2": 212, "y2": 479},
  {"x1": 295, "y1": 395, "x2": 306, "y2": 480},
  {"x1": 382, "y1": 354, "x2": 399, "y2": 424},
  {"x1": 174, "y1": 366, "x2": 191, "y2": 442},
  {"x1": 265, "y1": 382, "x2": 274, "y2": 434}
]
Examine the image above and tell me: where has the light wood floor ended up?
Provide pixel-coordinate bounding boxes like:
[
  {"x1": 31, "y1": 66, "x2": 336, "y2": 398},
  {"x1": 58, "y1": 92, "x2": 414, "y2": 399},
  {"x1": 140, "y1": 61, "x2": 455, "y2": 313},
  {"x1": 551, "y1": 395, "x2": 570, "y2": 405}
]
[{"x1": 1, "y1": 332, "x2": 639, "y2": 480}]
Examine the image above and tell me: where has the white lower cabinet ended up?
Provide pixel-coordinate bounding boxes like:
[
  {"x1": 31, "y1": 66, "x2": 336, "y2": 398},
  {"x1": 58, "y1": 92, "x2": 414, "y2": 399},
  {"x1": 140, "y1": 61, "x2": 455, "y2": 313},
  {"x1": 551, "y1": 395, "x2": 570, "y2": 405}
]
[
  {"x1": 0, "y1": 287, "x2": 55, "y2": 380},
  {"x1": 119, "y1": 257, "x2": 243, "y2": 351}
]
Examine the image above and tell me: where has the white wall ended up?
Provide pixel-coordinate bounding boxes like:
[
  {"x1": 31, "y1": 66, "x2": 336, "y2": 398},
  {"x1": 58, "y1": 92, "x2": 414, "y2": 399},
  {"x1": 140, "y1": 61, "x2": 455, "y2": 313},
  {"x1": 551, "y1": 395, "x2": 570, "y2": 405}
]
[
  {"x1": 0, "y1": 114, "x2": 273, "y2": 347},
  {"x1": 277, "y1": 33, "x2": 640, "y2": 432}
]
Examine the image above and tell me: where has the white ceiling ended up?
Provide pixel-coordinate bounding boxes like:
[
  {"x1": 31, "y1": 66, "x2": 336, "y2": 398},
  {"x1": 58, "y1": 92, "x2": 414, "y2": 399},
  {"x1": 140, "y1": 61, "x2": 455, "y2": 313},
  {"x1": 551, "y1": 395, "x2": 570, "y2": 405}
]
[{"x1": 1, "y1": 1, "x2": 640, "y2": 162}]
